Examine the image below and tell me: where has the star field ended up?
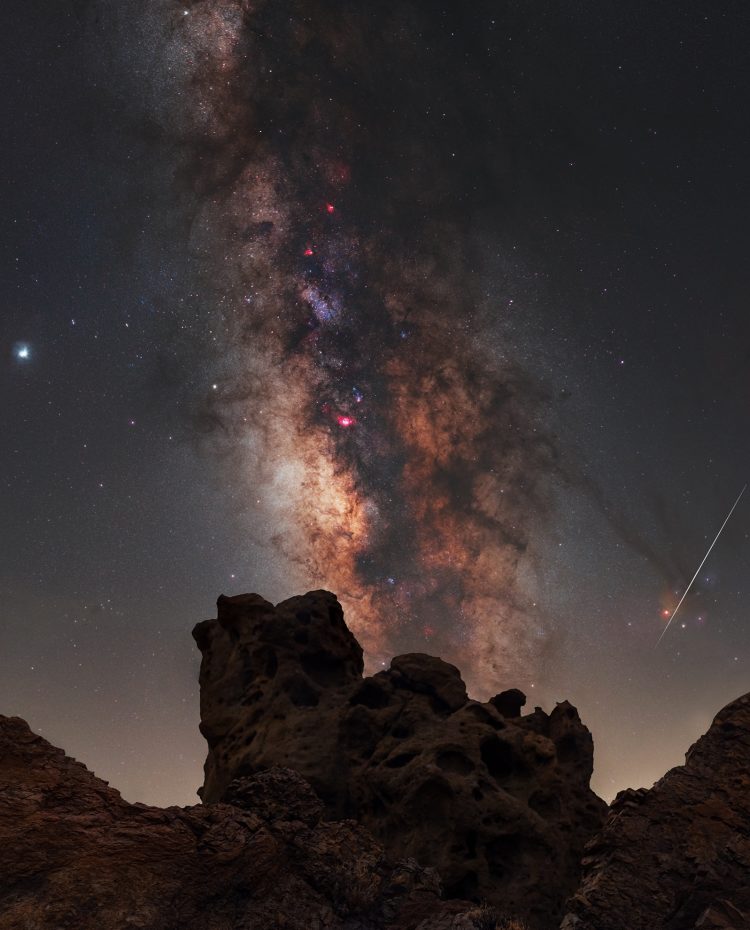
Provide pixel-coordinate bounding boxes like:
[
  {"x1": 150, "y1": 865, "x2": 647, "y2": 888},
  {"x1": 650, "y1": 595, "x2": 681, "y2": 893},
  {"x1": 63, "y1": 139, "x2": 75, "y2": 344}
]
[{"x1": 1, "y1": 0, "x2": 750, "y2": 806}]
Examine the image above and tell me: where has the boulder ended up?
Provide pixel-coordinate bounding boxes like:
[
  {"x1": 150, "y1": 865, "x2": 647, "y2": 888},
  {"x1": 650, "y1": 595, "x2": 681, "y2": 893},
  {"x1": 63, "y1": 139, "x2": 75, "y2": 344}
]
[
  {"x1": 194, "y1": 591, "x2": 607, "y2": 929},
  {"x1": 561, "y1": 693, "x2": 750, "y2": 930}
]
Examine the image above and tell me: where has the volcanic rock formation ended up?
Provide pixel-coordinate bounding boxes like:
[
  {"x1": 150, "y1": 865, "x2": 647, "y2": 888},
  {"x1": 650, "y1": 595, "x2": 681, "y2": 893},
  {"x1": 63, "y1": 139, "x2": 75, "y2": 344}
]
[
  {"x1": 0, "y1": 714, "x2": 498, "y2": 930},
  {"x1": 193, "y1": 590, "x2": 607, "y2": 929},
  {"x1": 561, "y1": 693, "x2": 750, "y2": 930},
  {"x1": 5, "y1": 590, "x2": 750, "y2": 930}
]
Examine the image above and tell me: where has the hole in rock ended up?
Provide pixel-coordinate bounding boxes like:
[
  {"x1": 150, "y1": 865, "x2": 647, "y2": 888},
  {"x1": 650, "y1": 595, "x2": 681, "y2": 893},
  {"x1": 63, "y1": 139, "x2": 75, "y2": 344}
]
[
  {"x1": 436, "y1": 750, "x2": 475, "y2": 775},
  {"x1": 302, "y1": 651, "x2": 349, "y2": 688},
  {"x1": 555, "y1": 734, "x2": 579, "y2": 763},
  {"x1": 385, "y1": 751, "x2": 417, "y2": 768},
  {"x1": 410, "y1": 778, "x2": 454, "y2": 818},
  {"x1": 445, "y1": 870, "x2": 479, "y2": 901},
  {"x1": 480, "y1": 737, "x2": 516, "y2": 779},
  {"x1": 429, "y1": 694, "x2": 452, "y2": 715}
]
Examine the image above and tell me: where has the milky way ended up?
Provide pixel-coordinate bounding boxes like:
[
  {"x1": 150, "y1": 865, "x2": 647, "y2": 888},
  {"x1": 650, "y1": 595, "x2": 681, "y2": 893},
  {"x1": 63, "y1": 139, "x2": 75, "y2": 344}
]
[
  {"x1": 109, "y1": 0, "x2": 564, "y2": 691},
  {"x1": 8, "y1": 0, "x2": 750, "y2": 810}
]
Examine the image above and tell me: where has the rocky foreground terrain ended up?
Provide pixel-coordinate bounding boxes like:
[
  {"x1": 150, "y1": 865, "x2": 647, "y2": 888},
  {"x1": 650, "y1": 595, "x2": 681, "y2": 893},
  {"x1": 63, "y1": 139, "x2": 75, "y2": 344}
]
[
  {"x1": 0, "y1": 713, "x2": 494, "y2": 930},
  {"x1": 561, "y1": 692, "x2": 750, "y2": 930},
  {"x1": 194, "y1": 591, "x2": 607, "y2": 928},
  {"x1": 1, "y1": 590, "x2": 749, "y2": 930}
]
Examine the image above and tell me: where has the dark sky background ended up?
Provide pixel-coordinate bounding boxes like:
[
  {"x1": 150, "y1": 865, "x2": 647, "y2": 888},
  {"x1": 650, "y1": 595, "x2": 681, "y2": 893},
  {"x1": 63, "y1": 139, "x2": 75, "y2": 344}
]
[{"x1": 2, "y1": 0, "x2": 750, "y2": 807}]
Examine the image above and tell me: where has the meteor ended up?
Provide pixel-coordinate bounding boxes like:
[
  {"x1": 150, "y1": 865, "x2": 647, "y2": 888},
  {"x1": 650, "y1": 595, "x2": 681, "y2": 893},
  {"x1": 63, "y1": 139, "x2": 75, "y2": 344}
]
[{"x1": 656, "y1": 483, "x2": 747, "y2": 645}]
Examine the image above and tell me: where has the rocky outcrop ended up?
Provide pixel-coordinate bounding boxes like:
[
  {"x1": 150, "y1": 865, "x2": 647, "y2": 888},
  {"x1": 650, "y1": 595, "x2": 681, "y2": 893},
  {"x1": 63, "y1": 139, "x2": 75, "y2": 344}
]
[
  {"x1": 7, "y1": 590, "x2": 750, "y2": 930},
  {"x1": 561, "y1": 693, "x2": 750, "y2": 930},
  {"x1": 0, "y1": 714, "x2": 507, "y2": 930},
  {"x1": 193, "y1": 590, "x2": 607, "y2": 929}
]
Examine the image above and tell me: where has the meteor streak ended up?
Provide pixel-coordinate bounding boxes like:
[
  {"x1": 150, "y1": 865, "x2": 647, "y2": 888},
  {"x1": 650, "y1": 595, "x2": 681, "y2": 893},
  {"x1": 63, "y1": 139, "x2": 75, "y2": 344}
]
[{"x1": 656, "y1": 483, "x2": 747, "y2": 645}]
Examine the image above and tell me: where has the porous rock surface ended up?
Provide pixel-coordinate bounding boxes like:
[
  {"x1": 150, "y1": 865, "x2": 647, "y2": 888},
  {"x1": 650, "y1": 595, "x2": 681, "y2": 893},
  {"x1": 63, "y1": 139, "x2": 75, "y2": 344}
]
[
  {"x1": 561, "y1": 693, "x2": 750, "y2": 930},
  {"x1": 0, "y1": 714, "x2": 490, "y2": 930},
  {"x1": 193, "y1": 590, "x2": 607, "y2": 929}
]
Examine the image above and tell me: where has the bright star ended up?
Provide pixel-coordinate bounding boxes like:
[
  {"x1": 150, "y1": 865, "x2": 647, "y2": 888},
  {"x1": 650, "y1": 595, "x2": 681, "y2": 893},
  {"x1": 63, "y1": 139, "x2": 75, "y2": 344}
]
[{"x1": 13, "y1": 343, "x2": 31, "y2": 361}]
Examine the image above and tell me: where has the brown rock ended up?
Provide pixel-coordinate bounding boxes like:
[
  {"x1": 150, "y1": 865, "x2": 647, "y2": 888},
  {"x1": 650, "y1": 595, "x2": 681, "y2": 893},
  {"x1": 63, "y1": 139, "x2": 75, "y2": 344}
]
[
  {"x1": 194, "y1": 591, "x2": 607, "y2": 929},
  {"x1": 561, "y1": 693, "x2": 750, "y2": 930},
  {"x1": 695, "y1": 901, "x2": 750, "y2": 930},
  {"x1": 490, "y1": 689, "x2": 527, "y2": 719},
  {"x1": 389, "y1": 653, "x2": 469, "y2": 712},
  {"x1": 0, "y1": 714, "x2": 493, "y2": 930}
]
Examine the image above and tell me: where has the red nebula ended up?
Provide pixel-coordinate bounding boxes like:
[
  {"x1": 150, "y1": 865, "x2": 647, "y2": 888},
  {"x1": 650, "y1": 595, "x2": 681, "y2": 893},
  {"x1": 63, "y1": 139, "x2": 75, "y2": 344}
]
[
  {"x1": 337, "y1": 415, "x2": 356, "y2": 428},
  {"x1": 326, "y1": 203, "x2": 336, "y2": 214},
  {"x1": 304, "y1": 247, "x2": 314, "y2": 256}
]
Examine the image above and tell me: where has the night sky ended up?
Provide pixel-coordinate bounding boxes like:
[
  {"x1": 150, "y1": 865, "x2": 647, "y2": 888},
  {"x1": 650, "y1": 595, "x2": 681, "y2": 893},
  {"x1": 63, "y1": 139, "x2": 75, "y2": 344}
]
[{"x1": 3, "y1": 0, "x2": 750, "y2": 807}]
